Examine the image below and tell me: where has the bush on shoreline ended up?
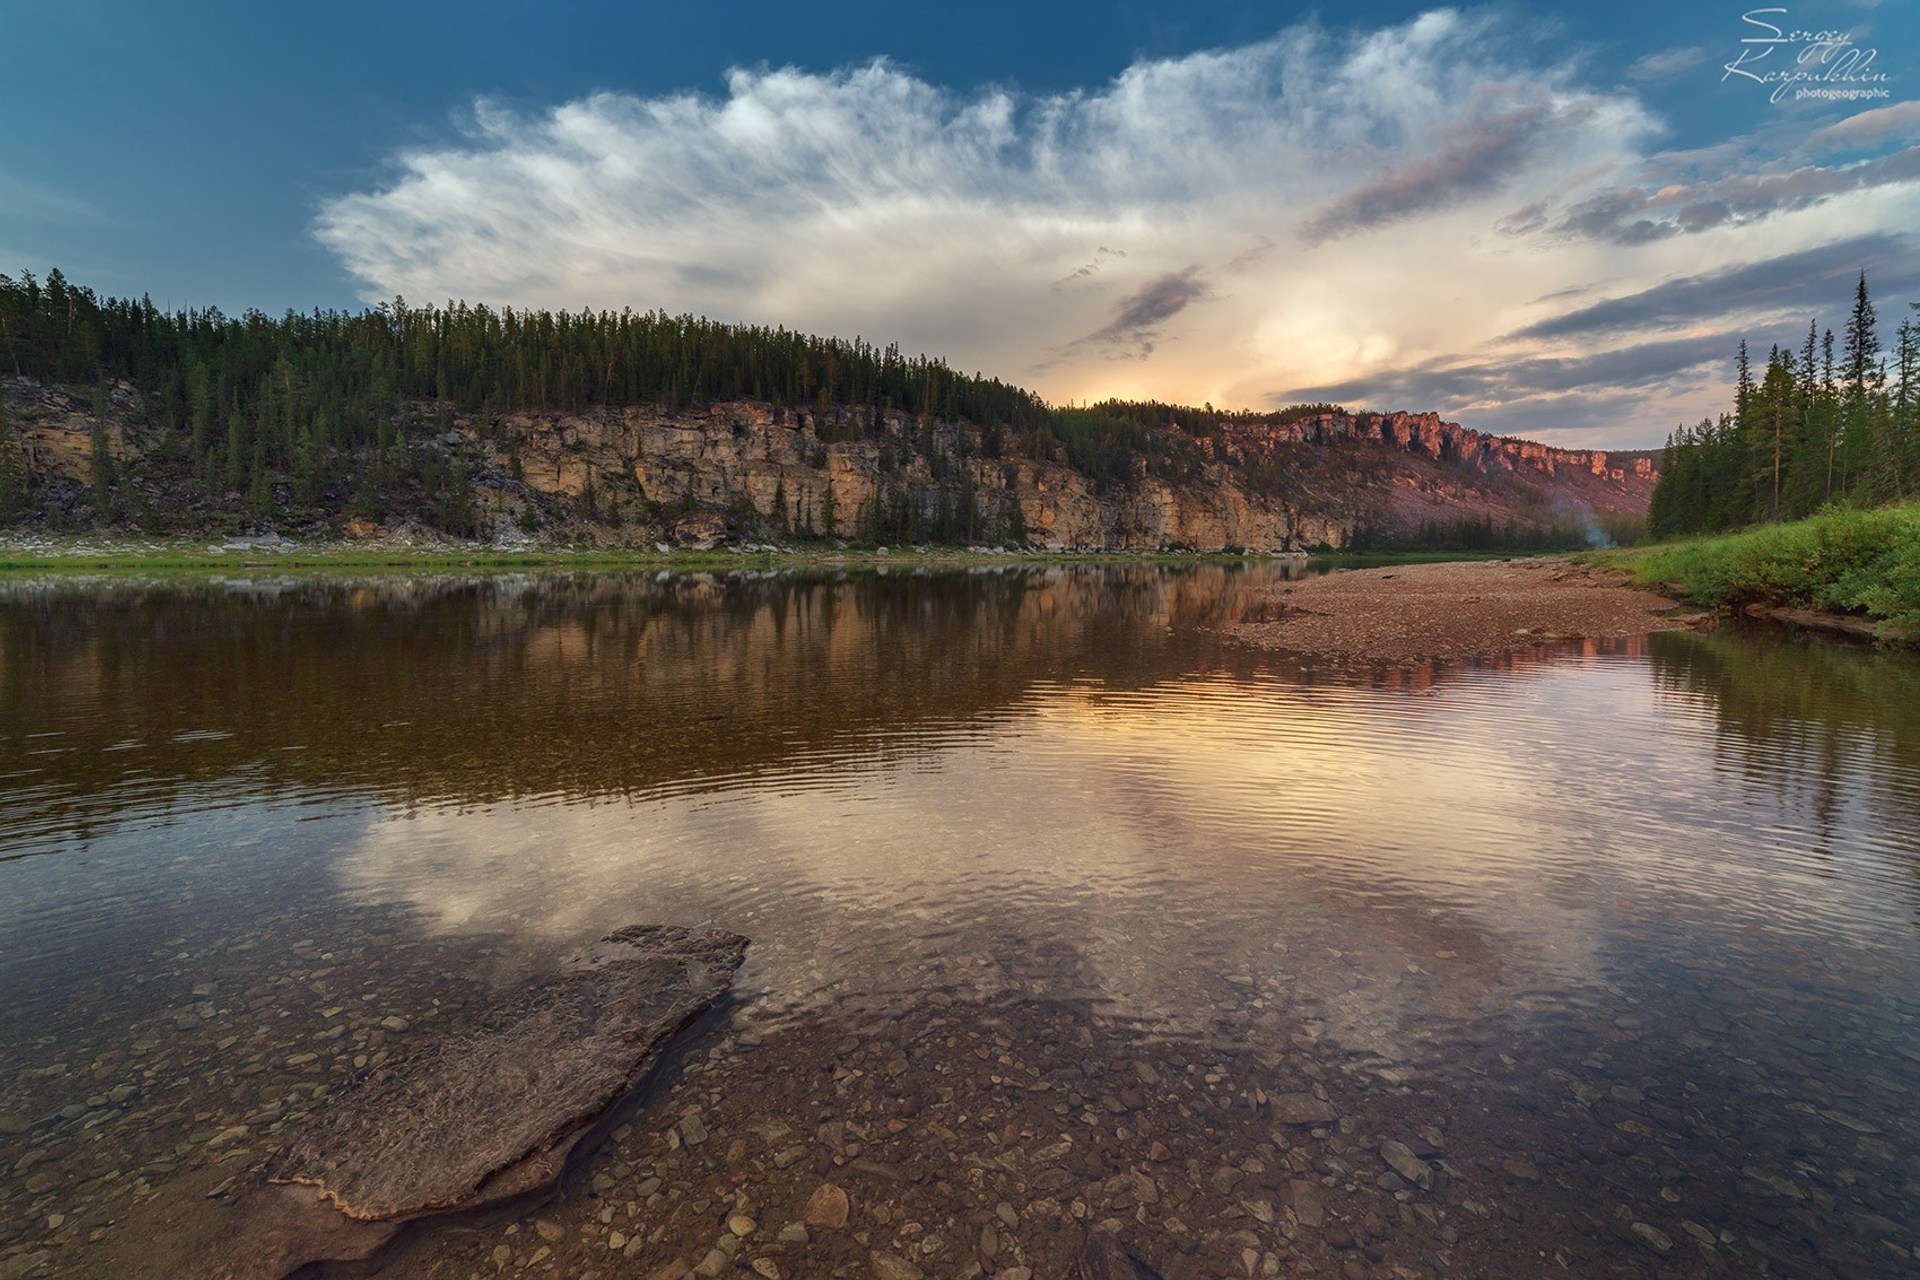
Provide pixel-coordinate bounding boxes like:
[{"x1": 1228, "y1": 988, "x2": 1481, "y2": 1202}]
[{"x1": 1616, "y1": 504, "x2": 1920, "y2": 625}]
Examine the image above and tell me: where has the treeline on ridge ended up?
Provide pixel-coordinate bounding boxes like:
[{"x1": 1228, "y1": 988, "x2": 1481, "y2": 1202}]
[{"x1": 0, "y1": 268, "x2": 1291, "y2": 530}]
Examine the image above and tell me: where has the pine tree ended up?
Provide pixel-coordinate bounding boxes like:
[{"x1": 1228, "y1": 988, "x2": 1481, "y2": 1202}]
[
  {"x1": 1899, "y1": 308, "x2": 1920, "y2": 491},
  {"x1": 1839, "y1": 271, "x2": 1880, "y2": 497},
  {"x1": 1004, "y1": 494, "x2": 1028, "y2": 546},
  {"x1": 1734, "y1": 339, "x2": 1754, "y2": 424},
  {"x1": 1651, "y1": 273, "x2": 1917, "y2": 533},
  {"x1": 1822, "y1": 328, "x2": 1837, "y2": 502},
  {"x1": 1845, "y1": 271, "x2": 1881, "y2": 393},
  {"x1": 1861, "y1": 366, "x2": 1903, "y2": 503},
  {"x1": 1758, "y1": 348, "x2": 1796, "y2": 519}
]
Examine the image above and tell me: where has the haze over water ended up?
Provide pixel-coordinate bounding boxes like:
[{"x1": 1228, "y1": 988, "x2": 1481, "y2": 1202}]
[{"x1": 1, "y1": 566, "x2": 1917, "y2": 1278}]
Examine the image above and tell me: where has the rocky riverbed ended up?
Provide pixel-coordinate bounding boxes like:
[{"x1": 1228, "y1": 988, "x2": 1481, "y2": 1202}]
[
  {"x1": 366, "y1": 987, "x2": 1914, "y2": 1280},
  {"x1": 1227, "y1": 559, "x2": 1705, "y2": 664},
  {"x1": 4, "y1": 890, "x2": 1912, "y2": 1280},
  {"x1": 3, "y1": 568, "x2": 1917, "y2": 1279}
]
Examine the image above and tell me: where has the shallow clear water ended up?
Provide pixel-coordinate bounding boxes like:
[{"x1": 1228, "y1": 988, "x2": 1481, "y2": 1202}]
[{"x1": 1, "y1": 566, "x2": 1917, "y2": 1278}]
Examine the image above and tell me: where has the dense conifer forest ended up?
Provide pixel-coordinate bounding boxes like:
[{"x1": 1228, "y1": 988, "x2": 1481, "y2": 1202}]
[{"x1": 1650, "y1": 273, "x2": 1920, "y2": 538}]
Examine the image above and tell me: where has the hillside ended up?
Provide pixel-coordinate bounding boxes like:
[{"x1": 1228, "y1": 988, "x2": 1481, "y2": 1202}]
[{"x1": 0, "y1": 270, "x2": 1655, "y2": 551}]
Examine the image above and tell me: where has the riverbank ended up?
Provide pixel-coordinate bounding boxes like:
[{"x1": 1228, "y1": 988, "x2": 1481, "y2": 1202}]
[
  {"x1": 0, "y1": 533, "x2": 1314, "y2": 575},
  {"x1": 1226, "y1": 558, "x2": 1702, "y2": 663},
  {"x1": 1594, "y1": 504, "x2": 1920, "y2": 645}
]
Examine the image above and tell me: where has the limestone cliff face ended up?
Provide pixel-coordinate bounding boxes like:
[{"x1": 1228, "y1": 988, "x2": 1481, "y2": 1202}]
[
  {"x1": 0, "y1": 378, "x2": 1657, "y2": 551},
  {"x1": 482, "y1": 401, "x2": 1356, "y2": 551},
  {"x1": 1, "y1": 378, "x2": 137, "y2": 482},
  {"x1": 1220, "y1": 410, "x2": 1657, "y2": 483}
]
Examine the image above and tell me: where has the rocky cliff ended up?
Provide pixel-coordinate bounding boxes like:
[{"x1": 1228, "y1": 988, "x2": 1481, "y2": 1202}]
[
  {"x1": 456, "y1": 400, "x2": 1651, "y2": 550},
  {"x1": 1238, "y1": 410, "x2": 1658, "y2": 485},
  {"x1": 0, "y1": 378, "x2": 1655, "y2": 552}
]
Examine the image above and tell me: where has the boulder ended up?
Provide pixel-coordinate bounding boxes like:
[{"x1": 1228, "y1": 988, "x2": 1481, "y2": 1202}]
[{"x1": 188, "y1": 924, "x2": 748, "y2": 1279}]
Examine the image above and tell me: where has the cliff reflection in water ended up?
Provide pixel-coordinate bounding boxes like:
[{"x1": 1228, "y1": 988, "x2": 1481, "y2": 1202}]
[
  {"x1": 0, "y1": 567, "x2": 1284, "y2": 823},
  {"x1": 2, "y1": 569, "x2": 1919, "y2": 1280},
  {"x1": 7, "y1": 570, "x2": 1915, "y2": 1030},
  {"x1": 5, "y1": 574, "x2": 1918, "y2": 948},
  {"x1": 0, "y1": 566, "x2": 1681, "y2": 830}
]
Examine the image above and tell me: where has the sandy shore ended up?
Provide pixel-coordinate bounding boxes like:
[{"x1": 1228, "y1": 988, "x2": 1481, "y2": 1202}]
[{"x1": 1227, "y1": 558, "x2": 1703, "y2": 663}]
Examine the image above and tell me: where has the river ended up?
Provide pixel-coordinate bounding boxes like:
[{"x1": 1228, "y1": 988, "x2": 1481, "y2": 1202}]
[{"x1": 0, "y1": 565, "x2": 1916, "y2": 1278}]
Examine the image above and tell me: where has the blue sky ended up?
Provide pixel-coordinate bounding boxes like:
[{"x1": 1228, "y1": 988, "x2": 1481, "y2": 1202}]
[{"x1": 4, "y1": 1, "x2": 1917, "y2": 446}]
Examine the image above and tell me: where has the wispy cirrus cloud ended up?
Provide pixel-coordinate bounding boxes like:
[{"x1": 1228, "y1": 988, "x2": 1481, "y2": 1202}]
[
  {"x1": 1285, "y1": 336, "x2": 1739, "y2": 440},
  {"x1": 1626, "y1": 46, "x2": 1709, "y2": 81},
  {"x1": 1070, "y1": 267, "x2": 1211, "y2": 358},
  {"x1": 1510, "y1": 235, "x2": 1916, "y2": 340},
  {"x1": 1295, "y1": 100, "x2": 1572, "y2": 245},
  {"x1": 1292, "y1": 332, "x2": 1733, "y2": 402},
  {"x1": 315, "y1": 9, "x2": 1920, "y2": 448},
  {"x1": 1512, "y1": 148, "x2": 1920, "y2": 245}
]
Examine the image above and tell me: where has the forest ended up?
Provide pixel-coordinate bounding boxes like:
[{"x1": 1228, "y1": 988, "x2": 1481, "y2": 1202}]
[
  {"x1": 1650, "y1": 273, "x2": 1920, "y2": 538},
  {"x1": 0, "y1": 268, "x2": 1648, "y2": 552},
  {"x1": 0, "y1": 268, "x2": 1244, "y2": 533}
]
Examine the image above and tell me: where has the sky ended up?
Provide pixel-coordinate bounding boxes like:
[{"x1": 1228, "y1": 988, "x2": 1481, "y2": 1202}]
[{"x1": 3, "y1": 1, "x2": 1918, "y2": 448}]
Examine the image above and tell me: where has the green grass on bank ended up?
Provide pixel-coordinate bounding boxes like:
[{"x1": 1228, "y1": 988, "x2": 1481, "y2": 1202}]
[{"x1": 1594, "y1": 504, "x2": 1920, "y2": 627}]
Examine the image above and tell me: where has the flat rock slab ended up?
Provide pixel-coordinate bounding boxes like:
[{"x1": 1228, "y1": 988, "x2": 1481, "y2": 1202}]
[
  {"x1": 190, "y1": 924, "x2": 748, "y2": 1279},
  {"x1": 1380, "y1": 1139, "x2": 1435, "y2": 1190},
  {"x1": 1269, "y1": 1092, "x2": 1338, "y2": 1125}
]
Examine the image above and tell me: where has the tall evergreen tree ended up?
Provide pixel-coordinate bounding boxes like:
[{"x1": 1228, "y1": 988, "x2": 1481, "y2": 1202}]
[
  {"x1": 1899, "y1": 308, "x2": 1920, "y2": 490},
  {"x1": 1839, "y1": 271, "x2": 1881, "y2": 496},
  {"x1": 1652, "y1": 273, "x2": 1912, "y2": 534}
]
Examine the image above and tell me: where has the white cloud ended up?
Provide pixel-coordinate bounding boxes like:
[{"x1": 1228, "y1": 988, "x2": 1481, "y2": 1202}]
[
  {"x1": 315, "y1": 10, "x2": 1920, "y2": 447},
  {"x1": 1626, "y1": 45, "x2": 1709, "y2": 81},
  {"x1": 328, "y1": 674, "x2": 1639, "y2": 1045}
]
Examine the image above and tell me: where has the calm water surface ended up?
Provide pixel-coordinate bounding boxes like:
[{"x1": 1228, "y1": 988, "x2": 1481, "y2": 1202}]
[{"x1": 0, "y1": 566, "x2": 1916, "y2": 1279}]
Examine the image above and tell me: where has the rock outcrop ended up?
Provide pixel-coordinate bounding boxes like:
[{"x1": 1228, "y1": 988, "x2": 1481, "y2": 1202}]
[
  {"x1": 468, "y1": 401, "x2": 1651, "y2": 551},
  {"x1": 189, "y1": 924, "x2": 748, "y2": 1280},
  {"x1": 1217, "y1": 410, "x2": 1659, "y2": 485},
  {"x1": 0, "y1": 377, "x2": 1657, "y2": 552}
]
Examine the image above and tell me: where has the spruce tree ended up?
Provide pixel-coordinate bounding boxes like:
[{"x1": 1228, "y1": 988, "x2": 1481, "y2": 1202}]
[
  {"x1": 1899, "y1": 308, "x2": 1920, "y2": 490},
  {"x1": 1822, "y1": 328, "x2": 1837, "y2": 502},
  {"x1": 1840, "y1": 271, "x2": 1880, "y2": 496},
  {"x1": 1758, "y1": 349, "x2": 1796, "y2": 519}
]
